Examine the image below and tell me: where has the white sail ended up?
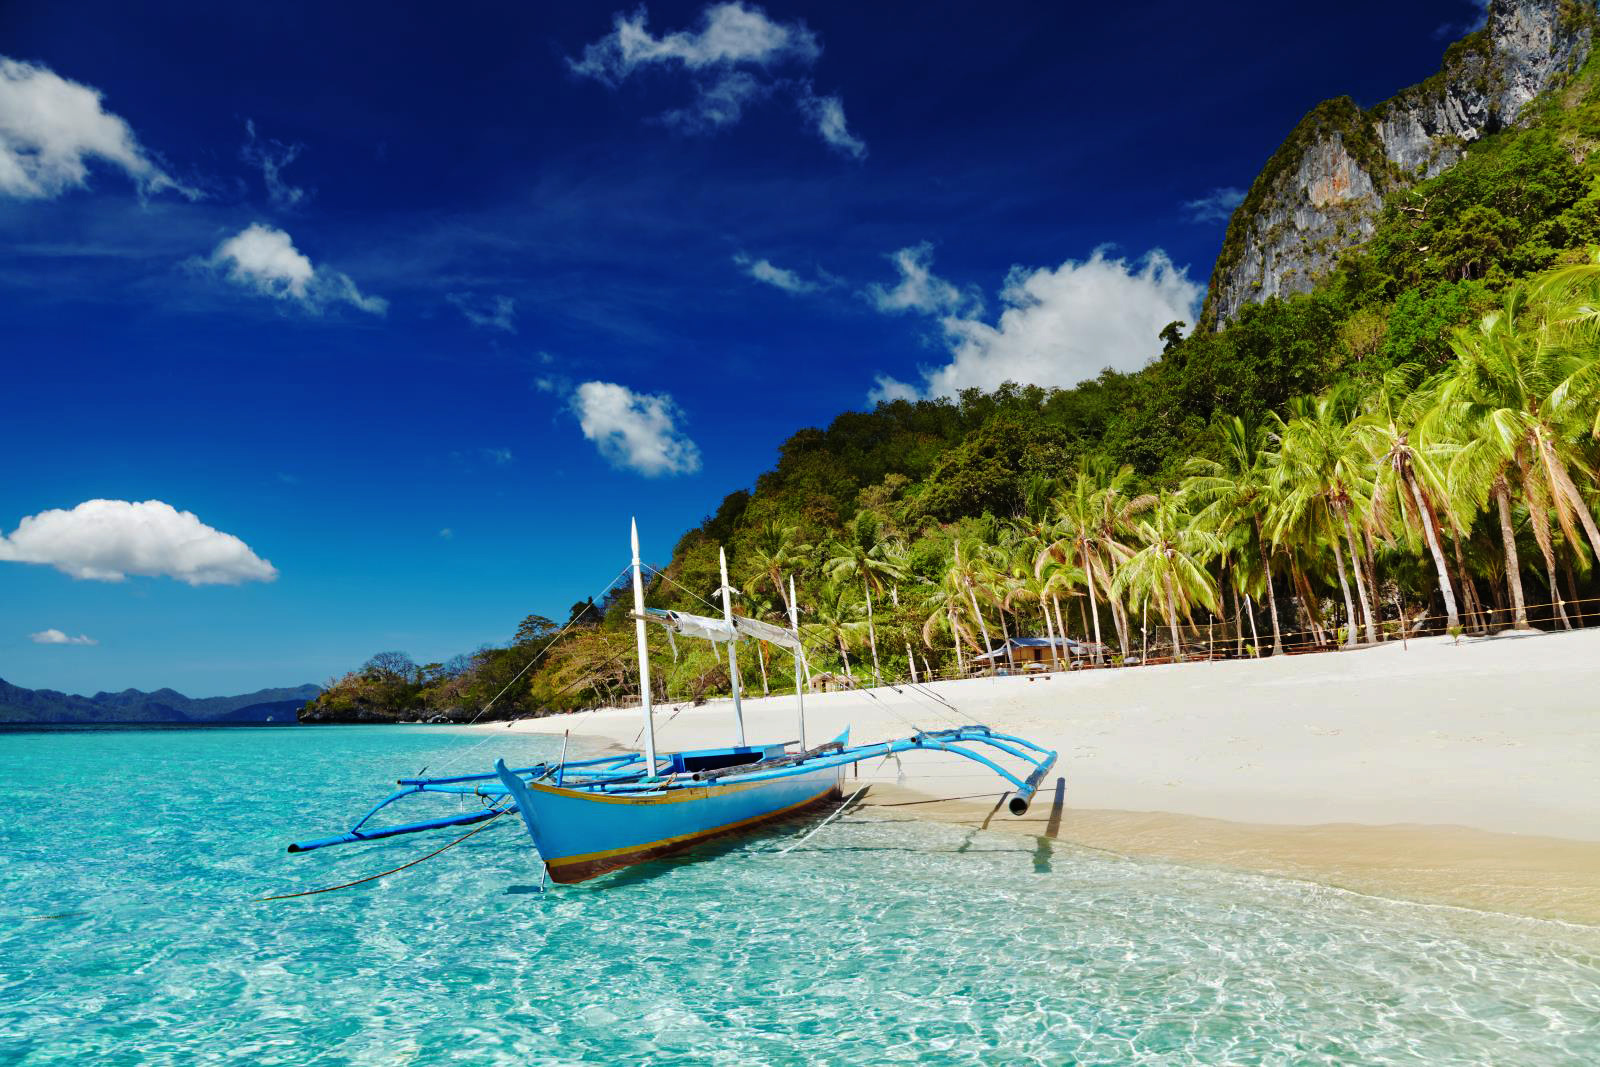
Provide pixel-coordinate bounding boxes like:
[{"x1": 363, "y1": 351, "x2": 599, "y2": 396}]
[{"x1": 643, "y1": 608, "x2": 802, "y2": 651}]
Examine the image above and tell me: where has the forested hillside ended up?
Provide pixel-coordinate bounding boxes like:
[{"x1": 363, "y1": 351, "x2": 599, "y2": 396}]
[{"x1": 302, "y1": 9, "x2": 1600, "y2": 723}]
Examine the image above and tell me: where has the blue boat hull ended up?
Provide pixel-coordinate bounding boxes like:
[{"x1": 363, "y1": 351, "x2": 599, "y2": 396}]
[{"x1": 497, "y1": 762, "x2": 844, "y2": 883}]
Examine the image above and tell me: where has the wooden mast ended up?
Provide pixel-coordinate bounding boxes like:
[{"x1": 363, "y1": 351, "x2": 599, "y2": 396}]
[
  {"x1": 630, "y1": 518, "x2": 658, "y2": 774},
  {"x1": 719, "y1": 546, "x2": 747, "y2": 746},
  {"x1": 788, "y1": 573, "x2": 806, "y2": 750}
]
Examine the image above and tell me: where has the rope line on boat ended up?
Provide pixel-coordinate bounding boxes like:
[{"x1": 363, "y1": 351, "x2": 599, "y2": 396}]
[
  {"x1": 776, "y1": 784, "x2": 870, "y2": 857},
  {"x1": 416, "y1": 565, "x2": 632, "y2": 778},
  {"x1": 643, "y1": 562, "x2": 979, "y2": 734},
  {"x1": 256, "y1": 811, "x2": 508, "y2": 902}
]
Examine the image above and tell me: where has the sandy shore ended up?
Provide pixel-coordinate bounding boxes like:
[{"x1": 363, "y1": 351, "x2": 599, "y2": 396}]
[{"x1": 477, "y1": 629, "x2": 1600, "y2": 923}]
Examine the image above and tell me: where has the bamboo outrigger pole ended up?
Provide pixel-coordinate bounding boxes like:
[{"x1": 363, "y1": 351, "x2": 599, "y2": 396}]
[
  {"x1": 630, "y1": 518, "x2": 658, "y2": 775},
  {"x1": 719, "y1": 546, "x2": 747, "y2": 746}
]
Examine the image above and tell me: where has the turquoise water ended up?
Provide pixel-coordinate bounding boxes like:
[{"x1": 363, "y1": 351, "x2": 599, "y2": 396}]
[{"x1": 4, "y1": 727, "x2": 1599, "y2": 1065}]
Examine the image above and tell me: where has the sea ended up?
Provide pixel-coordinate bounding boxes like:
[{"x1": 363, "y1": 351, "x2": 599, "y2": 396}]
[{"x1": 3, "y1": 725, "x2": 1598, "y2": 1065}]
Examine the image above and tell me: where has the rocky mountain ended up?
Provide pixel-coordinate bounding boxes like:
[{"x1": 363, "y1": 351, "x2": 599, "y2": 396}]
[
  {"x1": 0, "y1": 678, "x2": 322, "y2": 724},
  {"x1": 1201, "y1": 0, "x2": 1596, "y2": 328}
]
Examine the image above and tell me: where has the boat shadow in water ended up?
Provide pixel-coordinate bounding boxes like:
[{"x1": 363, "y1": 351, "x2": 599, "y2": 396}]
[{"x1": 1031, "y1": 777, "x2": 1067, "y2": 874}]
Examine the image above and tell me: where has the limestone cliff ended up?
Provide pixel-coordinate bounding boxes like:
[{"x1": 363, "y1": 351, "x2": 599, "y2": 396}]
[{"x1": 1201, "y1": 0, "x2": 1595, "y2": 329}]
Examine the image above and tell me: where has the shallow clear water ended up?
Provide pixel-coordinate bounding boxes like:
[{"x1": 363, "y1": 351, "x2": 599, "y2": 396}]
[{"x1": 3, "y1": 726, "x2": 1599, "y2": 1065}]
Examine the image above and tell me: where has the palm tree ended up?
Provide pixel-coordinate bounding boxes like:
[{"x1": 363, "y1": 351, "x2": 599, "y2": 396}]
[
  {"x1": 1442, "y1": 286, "x2": 1600, "y2": 628},
  {"x1": 824, "y1": 511, "x2": 905, "y2": 686},
  {"x1": 1111, "y1": 491, "x2": 1221, "y2": 661},
  {"x1": 1184, "y1": 416, "x2": 1285, "y2": 655},
  {"x1": 1354, "y1": 366, "x2": 1461, "y2": 632},
  {"x1": 807, "y1": 580, "x2": 864, "y2": 681},
  {"x1": 744, "y1": 519, "x2": 811, "y2": 619},
  {"x1": 1039, "y1": 466, "x2": 1141, "y2": 664},
  {"x1": 945, "y1": 538, "x2": 996, "y2": 663},
  {"x1": 1268, "y1": 393, "x2": 1378, "y2": 647}
]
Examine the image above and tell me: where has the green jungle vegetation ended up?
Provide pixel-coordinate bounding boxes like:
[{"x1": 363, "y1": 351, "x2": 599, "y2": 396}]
[{"x1": 302, "y1": 39, "x2": 1600, "y2": 723}]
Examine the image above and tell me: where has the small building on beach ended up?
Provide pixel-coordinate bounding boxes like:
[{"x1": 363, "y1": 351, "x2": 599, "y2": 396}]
[{"x1": 972, "y1": 636, "x2": 1102, "y2": 669}]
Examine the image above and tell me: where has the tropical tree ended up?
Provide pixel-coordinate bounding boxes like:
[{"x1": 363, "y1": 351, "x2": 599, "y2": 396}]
[
  {"x1": 1268, "y1": 392, "x2": 1379, "y2": 647},
  {"x1": 744, "y1": 519, "x2": 812, "y2": 618},
  {"x1": 1353, "y1": 366, "x2": 1461, "y2": 632},
  {"x1": 806, "y1": 580, "x2": 865, "y2": 681},
  {"x1": 824, "y1": 511, "x2": 906, "y2": 686},
  {"x1": 1111, "y1": 491, "x2": 1221, "y2": 661},
  {"x1": 1442, "y1": 285, "x2": 1600, "y2": 628},
  {"x1": 1184, "y1": 416, "x2": 1286, "y2": 655}
]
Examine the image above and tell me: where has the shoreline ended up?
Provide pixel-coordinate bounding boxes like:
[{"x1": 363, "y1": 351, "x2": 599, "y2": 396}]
[{"x1": 475, "y1": 629, "x2": 1600, "y2": 924}]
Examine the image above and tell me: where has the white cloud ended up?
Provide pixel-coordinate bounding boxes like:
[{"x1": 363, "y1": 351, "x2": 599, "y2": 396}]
[
  {"x1": 30, "y1": 628, "x2": 97, "y2": 646},
  {"x1": 241, "y1": 119, "x2": 306, "y2": 207},
  {"x1": 571, "y1": 381, "x2": 702, "y2": 477},
  {"x1": 569, "y1": 3, "x2": 863, "y2": 157},
  {"x1": 871, "y1": 247, "x2": 1201, "y2": 399},
  {"x1": 0, "y1": 56, "x2": 195, "y2": 200},
  {"x1": 0, "y1": 499, "x2": 279, "y2": 586},
  {"x1": 867, "y1": 374, "x2": 921, "y2": 405},
  {"x1": 1184, "y1": 186, "x2": 1245, "y2": 223},
  {"x1": 210, "y1": 223, "x2": 387, "y2": 315},
  {"x1": 447, "y1": 291, "x2": 516, "y2": 332},
  {"x1": 865, "y1": 242, "x2": 981, "y2": 316},
  {"x1": 734, "y1": 251, "x2": 819, "y2": 293},
  {"x1": 570, "y1": 2, "x2": 818, "y2": 82},
  {"x1": 797, "y1": 90, "x2": 865, "y2": 160}
]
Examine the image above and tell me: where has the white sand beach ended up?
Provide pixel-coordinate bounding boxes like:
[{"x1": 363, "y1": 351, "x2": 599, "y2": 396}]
[{"x1": 479, "y1": 629, "x2": 1600, "y2": 922}]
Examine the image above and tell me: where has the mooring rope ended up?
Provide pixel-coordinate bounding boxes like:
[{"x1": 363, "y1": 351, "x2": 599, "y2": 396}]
[
  {"x1": 255, "y1": 810, "x2": 509, "y2": 902},
  {"x1": 776, "y1": 784, "x2": 870, "y2": 857}
]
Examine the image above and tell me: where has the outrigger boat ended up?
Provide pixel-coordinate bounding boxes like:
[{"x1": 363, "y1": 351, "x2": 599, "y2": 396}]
[{"x1": 288, "y1": 521, "x2": 1058, "y2": 885}]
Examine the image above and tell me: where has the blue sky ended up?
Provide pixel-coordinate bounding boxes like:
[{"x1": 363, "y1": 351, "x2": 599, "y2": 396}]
[{"x1": 0, "y1": 0, "x2": 1487, "y2": 695}]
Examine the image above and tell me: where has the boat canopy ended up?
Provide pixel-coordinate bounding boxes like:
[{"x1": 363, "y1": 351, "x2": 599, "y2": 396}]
[{"x1": 643, "y1": 607, "x2": 802, "y2": 651}]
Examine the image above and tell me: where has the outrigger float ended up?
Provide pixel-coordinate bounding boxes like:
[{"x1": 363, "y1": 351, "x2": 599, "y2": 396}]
[{"x1": 288, "y1": 521, "x2": 1058, "y2": 885}]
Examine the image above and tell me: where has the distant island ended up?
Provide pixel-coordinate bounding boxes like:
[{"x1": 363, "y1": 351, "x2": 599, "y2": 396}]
[{"x1": 0, "y1": 677, "x2": 322, "y2": 725}]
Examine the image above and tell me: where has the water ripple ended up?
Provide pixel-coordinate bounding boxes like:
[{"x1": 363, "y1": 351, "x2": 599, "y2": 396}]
[{"x1": 3, "y1": 726, "x2": 1599, "y2": 1065}]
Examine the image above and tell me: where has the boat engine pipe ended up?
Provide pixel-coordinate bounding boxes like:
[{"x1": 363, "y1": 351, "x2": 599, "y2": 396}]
[{"x1": 1007, "y1": 751, "x2": 1058, "y2": 816}]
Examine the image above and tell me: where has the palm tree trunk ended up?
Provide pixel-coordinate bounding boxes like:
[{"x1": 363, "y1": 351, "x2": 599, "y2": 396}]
[
  {"x1": 1331, "y1": 533, "x2": 1359, "y2": 649},
  {"x1": 966, "y1": 585, "x2": 994, "y2": 663},
  {"x1": 839, "y1": 640, "x2": 851, "y2": 680},
  {"x1": 1230, "y1": 580, "x2": 1243, "y2": 657},
  {"x1": 1083, "y1": 546, "x2": 1105, "y2": 664},
  {"x1": 1409, "y1": 475, "x2": 1460, "y2": 631},
  {"x1": 1253, "y1": 519, "x2": 1284, "y2": 655},
  {"x1": 1163, "y1": 574, "x2": 1183, "y2": 662},
  {"x1": 864, "y1": 582, "x2": 882, "y2": 687},
  {"x1": 1449, "y1": 528, "x2": 1486, "y2": 633},
  {"x1": 1495, "y1": 479, "x2": 1530, "y2": 629},
  {"x1": 1052, "y1": 595, "x2": 1070, "y2": 669},
  {"x1": 1342, "y1": 512, "x2": 1378, "y2": 645},
  {"x1": 1541, "y1": 547, "x2": 1572, "y2": 629},
  {"x1": 1043, "y1": 594, "x2": 1060, "y2": 670},
  {"x1": 949, "y1": 608, "x2": 966, "y2": 676},
  {"x1": 1563, "y1": 553, "x2": 1583, "y2": 626},
  {"x1": 1290, "y1": 556, "x2": 1324, "y2": 647},
  {"x1": 1246, "y1": 593, "x2": 1261, "y2": 654},
  {"x1": 757, "y1": 640, "x2": 770, "y2": 696}
]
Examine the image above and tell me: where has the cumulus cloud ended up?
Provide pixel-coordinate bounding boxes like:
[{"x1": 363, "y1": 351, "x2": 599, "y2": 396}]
[
  {"x1": 569, "y1": 3, "x2": 864, "y2": 157},
  {"x1": 30, "y1": 628, "x2": 97, "y2": 646},
  {"x1": 210, "y1": 223, "x2": 387, "y2": 315},
  {"x1": 865, "y1": 242, "x2": 982, "y2": 316},
  {"x1": 571, "y1": 381, "x2": 702, "y2": 477},
  {"x1": 447, "y1": 291, "x2": 516, "y2": 332},
  {"x1": 0, "y1": 499, "x2": 278, "y2": 585},
  {"x1": 1184, "y1": 186, "x2": 1245, "y2": 223},
  {"x1": 241, "y1": 119, "x2": 307, "y2": 207},
  {"x1": 868, "y1": 247, "x2": 1201, "y2": 401},
  {"x1": 0, "y1": 56, "x2": 195, "y2": 200},
  {"x1": 733, "y1": 251, "x2": 820, "y2": 293}
]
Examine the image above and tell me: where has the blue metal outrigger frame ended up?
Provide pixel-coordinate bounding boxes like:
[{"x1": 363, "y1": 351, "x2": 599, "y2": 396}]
[{"x1": 287, "y1": 726, "x2": 1057, "y2": 855}]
